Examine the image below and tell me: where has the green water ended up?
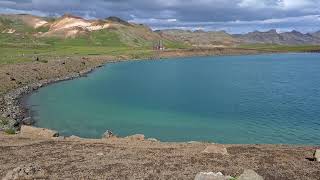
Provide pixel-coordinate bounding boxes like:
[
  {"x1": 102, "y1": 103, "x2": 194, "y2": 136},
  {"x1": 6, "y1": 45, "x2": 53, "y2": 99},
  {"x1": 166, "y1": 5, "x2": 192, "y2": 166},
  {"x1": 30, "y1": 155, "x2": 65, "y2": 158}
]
[{"x1": 26, "y1": 53, "x2": 320, "y2": 144}]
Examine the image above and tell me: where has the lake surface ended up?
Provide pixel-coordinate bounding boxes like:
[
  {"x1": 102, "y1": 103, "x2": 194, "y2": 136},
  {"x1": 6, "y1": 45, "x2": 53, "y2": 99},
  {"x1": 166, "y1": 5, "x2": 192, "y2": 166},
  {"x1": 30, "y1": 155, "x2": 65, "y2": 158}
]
[{"x1": 26, "y1": 53, "x2": 320, "y2": 145}]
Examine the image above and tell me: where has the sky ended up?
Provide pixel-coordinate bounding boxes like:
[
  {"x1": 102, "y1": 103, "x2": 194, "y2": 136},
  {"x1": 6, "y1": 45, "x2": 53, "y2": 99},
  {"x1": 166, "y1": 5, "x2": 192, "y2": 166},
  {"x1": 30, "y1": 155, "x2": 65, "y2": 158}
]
[{"x1": 0, "y1": 0, "x2": 319, "y2": 33}]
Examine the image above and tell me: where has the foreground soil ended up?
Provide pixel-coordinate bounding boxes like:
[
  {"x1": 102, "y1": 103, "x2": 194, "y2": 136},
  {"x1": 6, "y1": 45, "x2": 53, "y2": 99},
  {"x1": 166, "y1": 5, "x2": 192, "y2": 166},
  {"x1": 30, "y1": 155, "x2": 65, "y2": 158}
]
[{"x1": 0, "y1": 133, "x2": 319, "y2": 180}]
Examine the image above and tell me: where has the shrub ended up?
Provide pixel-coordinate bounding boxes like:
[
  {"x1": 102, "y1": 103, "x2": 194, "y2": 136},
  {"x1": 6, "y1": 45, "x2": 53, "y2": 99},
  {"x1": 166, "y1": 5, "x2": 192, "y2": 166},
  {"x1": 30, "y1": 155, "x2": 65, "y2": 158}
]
[{"x1": 4, "y1": 128, "x2": 16, "y2": 135}]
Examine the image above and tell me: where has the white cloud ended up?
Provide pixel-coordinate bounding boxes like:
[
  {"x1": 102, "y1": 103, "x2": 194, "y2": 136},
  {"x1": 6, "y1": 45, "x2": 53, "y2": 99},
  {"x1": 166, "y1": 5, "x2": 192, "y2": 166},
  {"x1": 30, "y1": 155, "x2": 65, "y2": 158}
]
[
  {"x1": 238, "y1": 0, "x2": 268, "y2": 8},
  {"x1": 278, "y1": 0, "x2": 315, "y2": 10}
]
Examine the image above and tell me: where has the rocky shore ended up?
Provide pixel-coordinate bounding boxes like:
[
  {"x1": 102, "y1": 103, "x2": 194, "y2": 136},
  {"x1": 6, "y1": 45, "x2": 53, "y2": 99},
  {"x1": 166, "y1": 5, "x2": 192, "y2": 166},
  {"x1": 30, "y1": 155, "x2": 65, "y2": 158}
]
[{"x1": 1, "y1": 66, "x2": 99, "y2": 130}]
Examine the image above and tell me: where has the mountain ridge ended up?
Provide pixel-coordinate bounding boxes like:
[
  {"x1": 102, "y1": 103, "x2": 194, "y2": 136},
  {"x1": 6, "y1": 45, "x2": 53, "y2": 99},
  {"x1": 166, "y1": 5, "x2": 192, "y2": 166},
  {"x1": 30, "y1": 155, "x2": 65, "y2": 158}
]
[{"x1": 1, "y1": 13, "x2": 320, "y2": 47}]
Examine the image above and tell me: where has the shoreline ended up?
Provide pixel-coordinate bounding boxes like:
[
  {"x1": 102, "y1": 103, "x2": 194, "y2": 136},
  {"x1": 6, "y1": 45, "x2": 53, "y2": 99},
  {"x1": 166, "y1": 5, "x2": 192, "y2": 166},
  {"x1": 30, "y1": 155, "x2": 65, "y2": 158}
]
[{"x1": 1, "y1": 48, "x2": 317, "y2": 145}]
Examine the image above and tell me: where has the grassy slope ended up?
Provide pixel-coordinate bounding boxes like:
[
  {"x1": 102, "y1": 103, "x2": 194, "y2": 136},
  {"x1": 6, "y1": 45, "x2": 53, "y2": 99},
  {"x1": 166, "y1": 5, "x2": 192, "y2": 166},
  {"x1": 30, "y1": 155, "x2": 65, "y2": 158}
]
[{"x1": 0, "y1": 15, "x2": 189, "y2": 65}]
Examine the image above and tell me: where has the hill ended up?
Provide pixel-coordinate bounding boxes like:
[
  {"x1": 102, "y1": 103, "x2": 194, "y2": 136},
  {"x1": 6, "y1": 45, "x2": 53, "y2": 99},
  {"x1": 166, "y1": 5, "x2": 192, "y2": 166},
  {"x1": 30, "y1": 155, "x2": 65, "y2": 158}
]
[
  {"x1": 158, "y1": 29, "x2": 241, "y2": 47},
  {"x1": 0, "y1": 14, "x2": 189, "y2": 48},
  {"x1": 234, "y1": 29, "x2": 320, "y2": 45},
  {"x1": 0, "y1": 14, "x2": 190, "y2": 64},
  {"x1": 311, "y1": 31, "x2": 320, "y2": 38}
]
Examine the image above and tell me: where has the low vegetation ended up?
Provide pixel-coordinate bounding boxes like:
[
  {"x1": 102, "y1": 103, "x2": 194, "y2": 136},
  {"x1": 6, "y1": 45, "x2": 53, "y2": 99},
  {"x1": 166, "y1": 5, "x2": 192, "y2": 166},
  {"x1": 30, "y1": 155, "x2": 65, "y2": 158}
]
[
  {"x1": 0, "y1": 15, "x2": 189, "y2": 65},
  {"x1": 4, "y1": 128, "x2": 16, "y2": 135}
]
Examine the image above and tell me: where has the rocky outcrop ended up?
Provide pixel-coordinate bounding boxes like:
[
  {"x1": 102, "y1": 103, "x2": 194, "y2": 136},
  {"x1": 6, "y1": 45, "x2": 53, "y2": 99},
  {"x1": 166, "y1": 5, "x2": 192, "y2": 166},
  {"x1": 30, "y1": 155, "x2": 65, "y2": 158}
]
[
  {"x1": 3, "y1": 163, "x2": 47, "y2": 180},
  {"x1": 202, "y1": 144, "x2": 228, "y2": 155},
  {"x1": 195, "y1": 172, "x2": 233, "y2": 180},
  {"x1": 20, "y1": 125, "x2": 59, "y2": 138},
  {"x1": 238, "y1": 169, "x2": 263, "y2": 180}
]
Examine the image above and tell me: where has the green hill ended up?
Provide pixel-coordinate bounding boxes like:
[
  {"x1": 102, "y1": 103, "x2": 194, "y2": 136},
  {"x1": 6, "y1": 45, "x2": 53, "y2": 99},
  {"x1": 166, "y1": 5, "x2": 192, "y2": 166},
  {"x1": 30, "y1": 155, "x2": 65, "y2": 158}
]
[{"x1": 0, "y1": 14, "x2": 189, "y2": 65}]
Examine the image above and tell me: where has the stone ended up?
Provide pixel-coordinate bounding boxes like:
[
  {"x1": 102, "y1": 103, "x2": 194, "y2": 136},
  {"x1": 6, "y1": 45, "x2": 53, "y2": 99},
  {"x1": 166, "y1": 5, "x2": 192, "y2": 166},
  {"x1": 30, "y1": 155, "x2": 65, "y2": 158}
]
[
  {"x1": 3, "y1": 163, "x2": 47, "y2": 180},
  {"x1": 202, "y1": 144, "x2": 228, "y2": 155},
  {"x1": 188, "y1": 141, "x2": 202, "y2": 144},
  {"x1": 68, "y1": 135, "x2": 81, "y2": 140},
  {"x1": 53, "y1": 136, "x2": 65, "y2": 141},
  {"x1": 21, "y1": 117, "x2": 35, "y2": 125},
  {"x1": 126, "y1": 134, "x2": 145, "y2": 141},
  {"x1": 20, "y1": 125, "x2": 59, "y2": 138},
  {"x1": 147, "y1": 138, "x2": 159, "y2": 142},
  {"x1": 314, "y1": 149, "x2": 320, "y2": 162},
  {"x1": 102, "y1": 130, "x2": 114, "y2": 139},
  {"x1": 195, "y1": 172, "x2": 233, "y2": 180},
  {"x1": 238, "y1": 169, "x2": 264, "y2": 180},
  {"x1": 97, "y1": 152, "x2": 104, "y2": 156}
]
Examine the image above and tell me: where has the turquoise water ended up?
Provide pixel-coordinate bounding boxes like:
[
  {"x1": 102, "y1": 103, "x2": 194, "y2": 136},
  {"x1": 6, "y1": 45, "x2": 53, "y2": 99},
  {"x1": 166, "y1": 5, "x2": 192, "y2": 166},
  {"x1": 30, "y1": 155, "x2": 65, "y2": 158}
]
[{"x1": 26, "y1": 53, "x2": 320, "y2": 145}]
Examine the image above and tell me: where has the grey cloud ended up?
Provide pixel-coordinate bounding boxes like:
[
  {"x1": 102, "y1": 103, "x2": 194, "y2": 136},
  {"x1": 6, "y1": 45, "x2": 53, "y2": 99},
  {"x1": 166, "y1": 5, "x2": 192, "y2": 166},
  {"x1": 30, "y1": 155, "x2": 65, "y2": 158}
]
[{"x1": 0, "y1": 0, "x2": 319, "y2": 33}]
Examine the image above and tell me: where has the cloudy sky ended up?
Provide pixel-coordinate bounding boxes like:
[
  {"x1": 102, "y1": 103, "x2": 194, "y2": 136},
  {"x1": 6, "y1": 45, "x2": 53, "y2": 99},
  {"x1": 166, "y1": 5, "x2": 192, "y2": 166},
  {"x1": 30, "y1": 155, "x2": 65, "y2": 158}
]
[{"x1": 0, "y1": 0, "x2": 319, "y2": 33}]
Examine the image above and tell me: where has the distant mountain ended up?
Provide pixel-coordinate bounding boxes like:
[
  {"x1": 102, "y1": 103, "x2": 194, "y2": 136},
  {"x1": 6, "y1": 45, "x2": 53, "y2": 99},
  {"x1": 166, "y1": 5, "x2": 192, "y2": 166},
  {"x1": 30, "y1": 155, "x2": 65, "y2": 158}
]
[
  {"x1": 157, "y1": 29, "x2": 241, "y2": 47},
  {"x1": 311, "y1": 31, "x2": 320, "y2": 38},
  {"x1": 1, "y1": 14, "x2": 320, "y2": 47},
  {"x1": 234, "y1": 29, "x2": 320, "y2": 45}
]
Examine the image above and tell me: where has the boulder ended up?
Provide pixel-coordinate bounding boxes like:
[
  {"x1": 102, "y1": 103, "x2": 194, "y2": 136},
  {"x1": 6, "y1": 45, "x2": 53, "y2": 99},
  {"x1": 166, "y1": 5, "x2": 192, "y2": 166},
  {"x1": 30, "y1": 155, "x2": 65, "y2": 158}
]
[
  {"x1": 314, "y1": 149, "x2": 320, "y2": 162},
  {"x1": 67, "y1": 135, "x2": 81, "y2": 140},
  {"x1": 202, "y1": 144, "x2": 228, "y2": 155},
  {"x1": 195, "y1": 172, "x2": 233, "y2": 180},
  {"x1": 20, "y1": 125, "x2": 59, "y2": 138},
  {"x1": 147, "y1": 138, "x2": 159, "y2": 142},
  {"x1": 97, "y1": 152, "x2": 104, "y2": 156},
  {"x1": 238, "y1": 169, "x2": 264, "y2": 180},
  {"x1": 21, "y1": 117, "x2": 35, "y2": 125},
  {"x1": 3, "y1": 163, "x2": 47, "y2": 180},
  {"x1": 125, "y1": 134, "x2": 145, "y2": 141}
]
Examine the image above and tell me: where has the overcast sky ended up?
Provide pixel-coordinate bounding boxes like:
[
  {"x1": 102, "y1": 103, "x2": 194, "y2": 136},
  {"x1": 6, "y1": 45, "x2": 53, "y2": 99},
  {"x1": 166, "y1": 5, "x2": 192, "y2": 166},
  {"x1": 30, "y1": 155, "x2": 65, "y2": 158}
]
[{"x1": 0, "y1": 0, "x2": 319, "y2": 33}]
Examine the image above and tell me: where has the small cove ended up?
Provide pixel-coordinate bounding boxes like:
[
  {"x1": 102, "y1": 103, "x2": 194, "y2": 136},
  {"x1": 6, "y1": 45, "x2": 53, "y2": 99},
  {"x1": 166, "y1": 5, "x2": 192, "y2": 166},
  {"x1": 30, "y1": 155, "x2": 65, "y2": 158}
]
[{"x1": 26, "y1": 53, "x2": 320, "y2": 145}]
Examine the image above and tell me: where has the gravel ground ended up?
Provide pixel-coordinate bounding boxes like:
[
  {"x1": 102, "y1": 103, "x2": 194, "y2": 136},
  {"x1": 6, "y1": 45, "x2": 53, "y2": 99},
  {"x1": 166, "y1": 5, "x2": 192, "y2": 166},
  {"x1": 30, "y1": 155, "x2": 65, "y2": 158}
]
[{"x1": 0, "y1": 133, "x2": 319, "y2": 180}]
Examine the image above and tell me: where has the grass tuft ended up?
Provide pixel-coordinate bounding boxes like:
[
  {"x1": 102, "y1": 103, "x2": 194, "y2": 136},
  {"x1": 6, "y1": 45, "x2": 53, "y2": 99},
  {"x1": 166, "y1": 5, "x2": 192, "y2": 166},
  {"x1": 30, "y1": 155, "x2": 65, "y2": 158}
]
[{"x1": 4, "y1": 128, "x2": 16, "y2": 135}]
